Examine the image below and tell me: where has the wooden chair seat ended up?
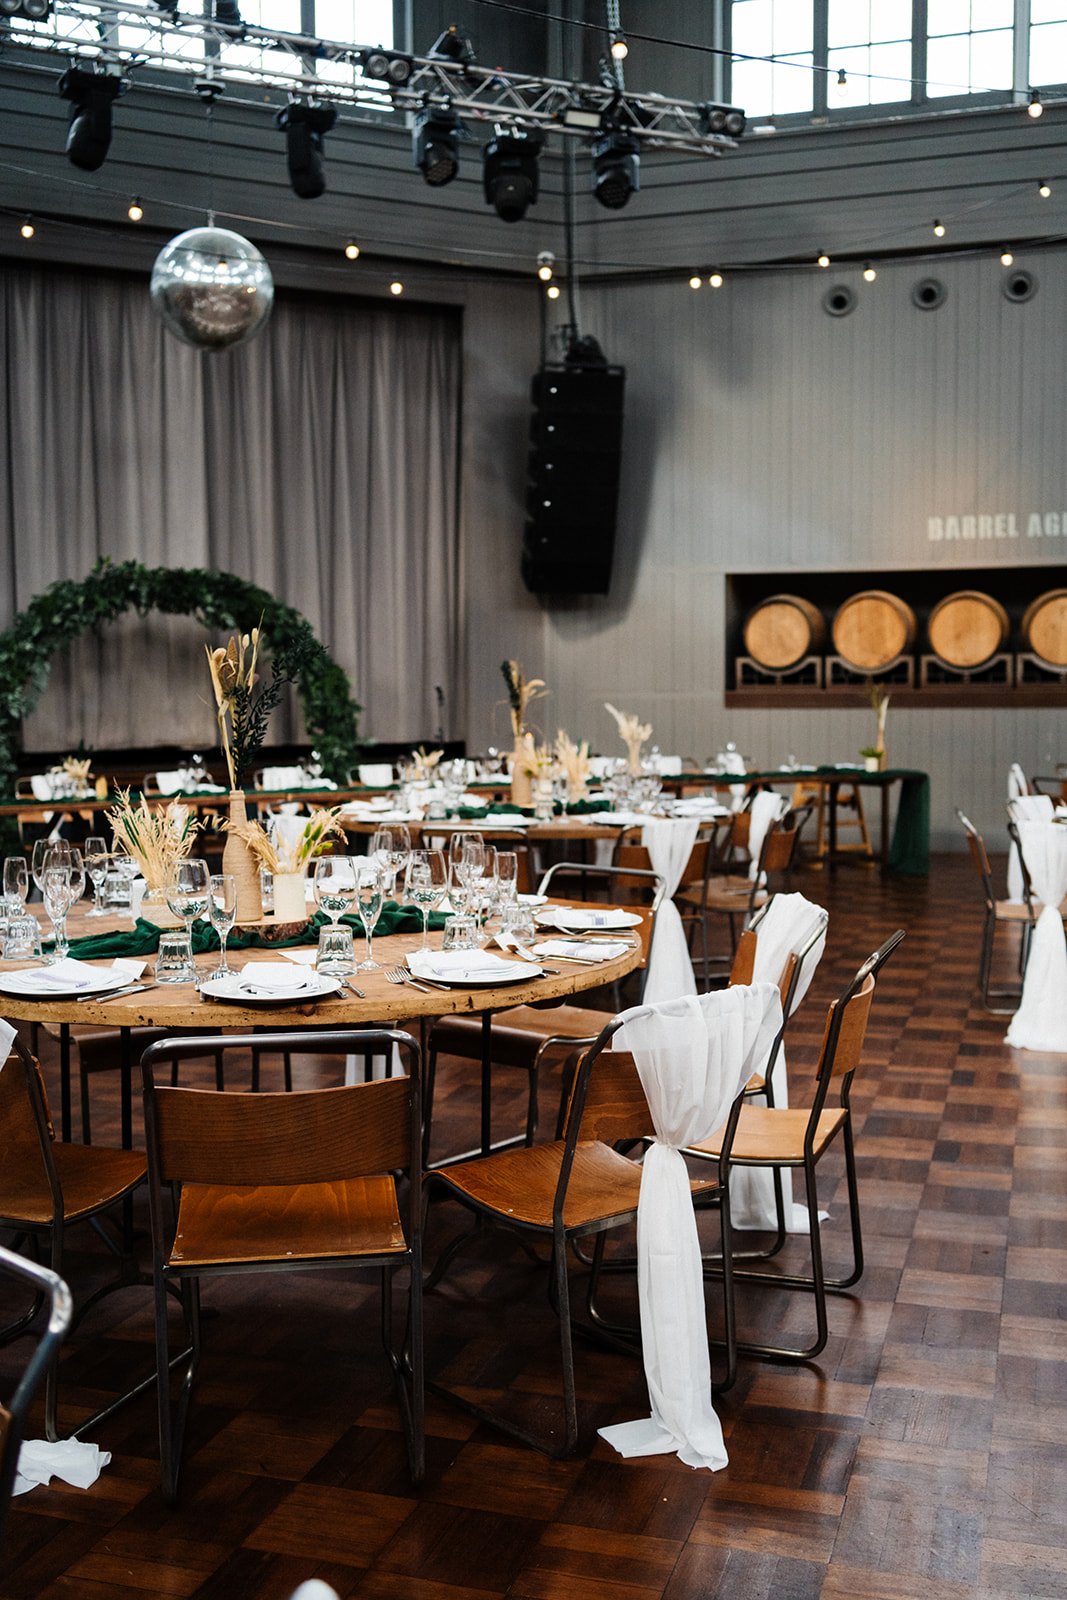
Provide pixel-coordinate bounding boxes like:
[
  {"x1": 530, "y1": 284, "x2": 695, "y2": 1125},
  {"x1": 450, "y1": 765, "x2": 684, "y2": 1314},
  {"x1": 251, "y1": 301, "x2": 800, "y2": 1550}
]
[
  {"x1": 0, "y1": 1141, "x2": 146, "y2": 1227},
  {"x1": 994, "y1": 899, "x2": 1044, "y2": 921},
  {"x1": 695, "y1": 1103, "x2": 847, "y2": 1165},
  {"x1": 432, "y1": 1004, "x2": 612, "y2": 1069},
  {"x1": 170, "y1": 1175, "x2": 406, "y2": 1267},
  {"x1": 705, "y1": 883, "x2": 769, "y2": 912}
]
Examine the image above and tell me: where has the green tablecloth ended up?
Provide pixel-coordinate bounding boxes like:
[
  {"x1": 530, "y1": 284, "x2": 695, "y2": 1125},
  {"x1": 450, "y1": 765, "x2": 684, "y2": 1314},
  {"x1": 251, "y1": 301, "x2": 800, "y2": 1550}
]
[{"x1": 66, "y1": 901, "x2": 447, "y2": 960}]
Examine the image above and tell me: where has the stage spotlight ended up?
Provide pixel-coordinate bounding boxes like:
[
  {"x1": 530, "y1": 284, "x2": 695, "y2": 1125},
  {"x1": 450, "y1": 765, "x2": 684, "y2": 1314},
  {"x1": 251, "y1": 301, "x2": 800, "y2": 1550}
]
[
  {"x1": 276, "y1": 100, "x2": 336, "y2": 199},
  {"x1": 483, "y1": 126, "x2": 542, "y2": 222},
  {"x1": 428, "y1": 25, "x2": 475, "y2": 66},
  {"x1": 700, "y1": 101, "x2": 746, "y2": 138},
  {"x1": 361, "y1": 48, "x2": 414, "y2": 87},
  {"x1": 413, "y1": 105, "x2": 461, "y2": 186},
  {"x1": 59, "y1": 68, "x2": 122, "y2": 172},
  {"x1": 214, "y1": 0, "x2": 241, "y2": 22},
  {"x1": 591, "y1": 127, "x2": 639, "y2": 209},
  {"x1": 1, "y1": 0, "x2": 53, "y2": 18}
]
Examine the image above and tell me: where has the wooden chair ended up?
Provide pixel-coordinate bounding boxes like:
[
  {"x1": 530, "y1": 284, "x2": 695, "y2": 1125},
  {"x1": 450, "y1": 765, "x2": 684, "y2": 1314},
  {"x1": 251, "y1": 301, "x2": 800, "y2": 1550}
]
[
  {"x1": 790, "y1": 779, "x2": 871, "y2": 863},
  {"x1": 958, "y1": 810, "x2": 1037, "y2": 1013},
  {"x1": 696, "y1": 808, "x2": 810, "y2": 976},
  {"x1": 614, "y1": 820, "x2": 725, "y2": 989},
  {"x1": 426, "y1": 862, "x2": 664, "y2": 1152},
  {"x1": 689, "y1": 929, "x2": 905, "y2": 1363},
  {"x1": 0, "y1": 1246, "x2": 72, "y2": 1544},
  {"x1": 40, "y1": 1023, "x2": 227, "y2": 1141},
  {"x1": 0, "y1": 1038, "x2": 149, "y2": 1441},
  {"x1": 140, "y1": 1029, "x2": 424, "y2": 1502},
  {"x1": 424, "y1": 1012, "x2": 732, "y2": 1455}
]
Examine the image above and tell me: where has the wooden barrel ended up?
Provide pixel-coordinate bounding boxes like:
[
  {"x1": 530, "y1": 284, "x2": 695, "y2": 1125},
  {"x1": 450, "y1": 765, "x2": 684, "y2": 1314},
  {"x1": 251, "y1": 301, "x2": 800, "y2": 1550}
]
[
  {"x1": 927, "y1": 590, "x2": 1010, "y2": 669},
  {"x1": 742, "y1": 595, "x2": 826, "y2": 670},
  {"x1": 1022, "y1": 589, "x2": 1067, "y2": 668},
  {"x1": 832, "y1": 590, "x2": 917, "y2": 671}
]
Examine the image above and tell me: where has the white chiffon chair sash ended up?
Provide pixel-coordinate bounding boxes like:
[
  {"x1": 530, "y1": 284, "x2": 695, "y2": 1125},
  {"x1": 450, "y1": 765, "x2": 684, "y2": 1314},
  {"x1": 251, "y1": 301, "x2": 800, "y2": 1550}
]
[
  {"x1": 1006, "y1": 764, "x2": 1028, "y2": 902},
  {"x1": 597, "y1": 983, "x2": 783, "y2": 1471},
  {"x1": 730, "y1": 894, "x2": 829, "y2": 1234},
  {"x1": 639, "y1": 817, "x2": 700, "y2": 1003},
  {"x1": 1005, "y1": 821, "x2": 1067, "y2": 1052},
  {"x1": 747, "y1": 790, "x2": 788, "y2": 881}
]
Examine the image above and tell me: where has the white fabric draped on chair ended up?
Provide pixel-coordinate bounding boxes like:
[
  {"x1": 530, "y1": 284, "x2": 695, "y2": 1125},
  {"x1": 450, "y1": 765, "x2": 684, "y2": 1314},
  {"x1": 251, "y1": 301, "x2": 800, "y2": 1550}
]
[
  {"x1": 639, "y1": 817, "x2": 700, "y2": 1003},
  {"x1": 730, "y1": 894, "x2": 829, "y2": 1233},
  {"x1": 747, "y1": 790, "x2": 789, "y2": 882},
  {"x1": 1006, "y1": 764, "x2": 1030, "y2": 902},
  {"x1": 1005, "y1": 821, "x2": 1067, "y2": 1052},
  {"x1": 597, "y1": 982, "x2": 783, "y2": 1471}
]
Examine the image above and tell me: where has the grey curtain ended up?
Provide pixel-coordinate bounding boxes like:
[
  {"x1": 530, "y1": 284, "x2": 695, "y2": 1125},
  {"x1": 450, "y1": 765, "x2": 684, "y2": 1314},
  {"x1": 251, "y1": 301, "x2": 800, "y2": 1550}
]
[{"x1": 0, "y1": 261, "x2": 462, "y2": 756}]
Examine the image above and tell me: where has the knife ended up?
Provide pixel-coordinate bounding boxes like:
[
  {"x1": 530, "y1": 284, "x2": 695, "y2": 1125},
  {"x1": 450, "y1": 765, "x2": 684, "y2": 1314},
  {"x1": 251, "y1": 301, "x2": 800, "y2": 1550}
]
[{"x1": 77, "y1": 982, "x2": 160, "y2": 1004}]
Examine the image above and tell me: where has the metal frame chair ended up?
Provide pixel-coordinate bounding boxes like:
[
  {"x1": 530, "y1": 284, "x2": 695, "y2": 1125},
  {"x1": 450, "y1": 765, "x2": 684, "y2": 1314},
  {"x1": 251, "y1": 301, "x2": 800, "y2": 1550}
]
[
  {"x1": 140, "y1": 1029, "x2": 424, "y2": 1503},
  {"x1": 690, "y1": 929, "x2": 905, "y2": 1363},
  {"x1": 0, "y1": 1246, "x2": 72, "y2": 1544},
  {"x1": 958, "y1": 809, "x2": 1037, "y2": 1013},
  {"x1": 697, "y1": 806, "x2": 811, "y2": 979}
]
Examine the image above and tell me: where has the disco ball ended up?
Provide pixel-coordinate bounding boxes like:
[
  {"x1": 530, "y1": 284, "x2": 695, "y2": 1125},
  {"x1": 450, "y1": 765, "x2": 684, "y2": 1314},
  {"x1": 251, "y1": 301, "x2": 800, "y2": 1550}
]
[{"x1": 150, "y1": 226, "x2": 274, "y2": 351}]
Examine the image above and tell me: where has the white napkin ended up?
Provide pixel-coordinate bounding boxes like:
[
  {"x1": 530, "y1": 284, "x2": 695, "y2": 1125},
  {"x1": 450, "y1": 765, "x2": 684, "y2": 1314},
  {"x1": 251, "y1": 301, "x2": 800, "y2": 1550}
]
[
  {"x1": 112, "y1": 958, "x2": 147, "y2": 980},
  {"x1": 533, "y1": 938, "x2": 629, "y2": 962},
  {"x1": 550, "y1": 908, "x2": 636, "y2": 931},
  {"x1": 408, "y1": 950, "x2": 523, "y2": 983},
  {"x1": 358, "y1": 763, "x2": 395, "y2": 786},
  {"x1": 673, "y1": 799, "x2": 728, "y2": 818},
  {"x1": 25, "y1": 958, "x2": 113, "y2": 992},
  {"x1": 220, "y1": 962, "x2": 314, "y2": 997},
  {"x1": 481, "y1": 814, "x2": 531, "y2": 828},
  {"x1": 14, "y1": 1438, "x2": 111, "y2": 1496}
]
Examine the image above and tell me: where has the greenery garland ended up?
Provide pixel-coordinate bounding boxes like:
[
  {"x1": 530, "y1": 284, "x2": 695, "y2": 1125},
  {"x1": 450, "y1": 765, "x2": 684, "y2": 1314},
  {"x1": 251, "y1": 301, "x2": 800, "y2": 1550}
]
[{"x1": 0, "y1": 559, "x2": 362, "y2": 799}]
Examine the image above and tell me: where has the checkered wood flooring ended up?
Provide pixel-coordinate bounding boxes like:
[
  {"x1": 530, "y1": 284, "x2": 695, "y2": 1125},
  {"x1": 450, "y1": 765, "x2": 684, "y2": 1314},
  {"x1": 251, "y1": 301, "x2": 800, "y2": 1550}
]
[{"x1": 1, "y1": 853, "x2": 1065, "y2": 1599}]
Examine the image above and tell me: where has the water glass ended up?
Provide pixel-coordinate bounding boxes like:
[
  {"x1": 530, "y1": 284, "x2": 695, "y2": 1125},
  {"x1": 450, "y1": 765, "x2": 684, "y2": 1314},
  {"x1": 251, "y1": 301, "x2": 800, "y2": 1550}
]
[
  {"x1": 313, "y1": 856, "x2": 357, "y2": 924},
  {"x1": 156, "y1": 930, "x2": 195, "y2": 983},
  {"x1": 208, "y1": 873, "x2": 238, "y2": 979},
  {"x1": 442, "y1": 914, "x2": 478, "y2": 951},
  {"x1": 166, "y1": 858, "x2": 211, "y2": 961},
  {"x1": 500, "y1": 901, "x2": 537, "y2": 945},
  {"x1": 3, "y1": 856, "x2": 28, "y2": 910},
  {"x1": 404, "y1": 848, "x2": 447, "y2": 950},
  {"x1": 317, "y1": 922, "x2": 356, "y2": 975},
  {"x1": 259, "y1": 868, "x2": 275, "y2": 914},
  {"x1": 3, "y1": 914, "x2": 42, "y2": 961}
]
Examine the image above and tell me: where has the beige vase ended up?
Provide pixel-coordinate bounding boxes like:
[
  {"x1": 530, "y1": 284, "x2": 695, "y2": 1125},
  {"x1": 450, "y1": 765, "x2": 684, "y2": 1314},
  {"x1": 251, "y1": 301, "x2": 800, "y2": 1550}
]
[
  {"x1": 222, "y1": 790, "x2": 263, "y2": 924},
  {"x1": 272, "y1": 870, "x2": 308, "y2": 923},
  {"x1": 510, "y1": 743, "x2": 533, "y2": 808}
]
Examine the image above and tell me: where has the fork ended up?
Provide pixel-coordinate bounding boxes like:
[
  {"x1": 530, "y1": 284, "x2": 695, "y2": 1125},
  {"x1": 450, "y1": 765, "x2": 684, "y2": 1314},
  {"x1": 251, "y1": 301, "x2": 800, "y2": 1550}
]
[{"x1": 385, "y1": 966, "x2": 439, "y2": 994}]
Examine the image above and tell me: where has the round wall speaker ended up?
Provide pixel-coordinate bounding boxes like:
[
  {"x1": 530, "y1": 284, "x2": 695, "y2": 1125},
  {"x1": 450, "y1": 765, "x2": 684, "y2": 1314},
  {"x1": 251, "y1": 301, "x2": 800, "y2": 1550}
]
[
  {"x1": 1002, "y1": 268, "x2": 1037, "y2": 303},
  {"x1": 823, "y1": 284, "x2": 856, "y2": 318},
  {"x1": 912, "y1": 277, "x2": 947, "y2": 311}
]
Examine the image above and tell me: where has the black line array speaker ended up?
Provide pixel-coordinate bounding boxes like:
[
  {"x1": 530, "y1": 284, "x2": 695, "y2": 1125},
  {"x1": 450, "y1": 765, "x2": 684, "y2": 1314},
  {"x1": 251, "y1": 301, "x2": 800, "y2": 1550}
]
[{"x1": 521, "y1": 362, "x2": 626, "y2": 596}]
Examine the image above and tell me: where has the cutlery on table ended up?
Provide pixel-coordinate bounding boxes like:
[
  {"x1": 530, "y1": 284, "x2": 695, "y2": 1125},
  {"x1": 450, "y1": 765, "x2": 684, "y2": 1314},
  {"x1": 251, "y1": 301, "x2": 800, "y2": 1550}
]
[
  {"x1": 77, "y1": 982, "x2": 159, "y2": 1004},
  {"x1": 385, "y1": 966, "x2": 438, "y2": 994},
  {"x1": 340, "y1": 979, "x2": 366, "y2": 999}
]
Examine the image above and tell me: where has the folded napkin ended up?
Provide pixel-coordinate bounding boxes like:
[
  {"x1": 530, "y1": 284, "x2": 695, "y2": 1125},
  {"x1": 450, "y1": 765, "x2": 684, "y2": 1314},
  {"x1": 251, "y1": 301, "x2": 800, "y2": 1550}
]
[
  {"x1": 220, "y1": 962, "x2": 315, "y2": 997},
  {"x1": 408, "y1": 950, "x2": 524, "y2": 983},
  {"x1": 14, "y1": 1438, "x2": 111, "y2": 1497},
  {"x1": 26, "y1": 958, "x2": 112, "y2": 991},
  {"x1": 481, "y1": 814, "x2": 532, "y2": 827},
  {"x1": 533, "y1": 938, "x2": 629, "y2": 962},
  {"x1": 550, "y1": 907, "x2": 634, "y2": 931},
  {"x1": 358, "y1": 763, "x2": 395, "y2": 786}
]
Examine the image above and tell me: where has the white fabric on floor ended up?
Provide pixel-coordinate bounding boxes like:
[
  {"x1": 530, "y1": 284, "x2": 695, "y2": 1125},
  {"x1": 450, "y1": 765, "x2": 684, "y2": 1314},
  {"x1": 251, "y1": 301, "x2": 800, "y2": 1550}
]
[
  {"x1": 1005, "y1": 821, "x2": 1067, "y2": 1052},
  {"x1": 640, "y1": 817, "x2": 700, "y2": 1003},
  {"x1": 746, "y1": 790, "x2": 789, "y2": 881},
  {"x1": 14, "y1": 1438, "x2": 111, "y2": 1497},
  {"x1": 729, "y1": 895, "x2": 829, "y2": 1234},
  {"x1": 1006, "y1": 764, "x2": 1029, "y2": 902},
  {"x1": 597, "y1": 982, "x2": 783, "y2": 1472}
]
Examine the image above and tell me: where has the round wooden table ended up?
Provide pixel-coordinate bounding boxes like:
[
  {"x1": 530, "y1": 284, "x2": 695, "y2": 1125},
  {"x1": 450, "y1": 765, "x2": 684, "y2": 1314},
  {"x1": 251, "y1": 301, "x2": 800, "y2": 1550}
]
[{"x1": 1, "y1": 912, "x2": 644, "y2": 1159}]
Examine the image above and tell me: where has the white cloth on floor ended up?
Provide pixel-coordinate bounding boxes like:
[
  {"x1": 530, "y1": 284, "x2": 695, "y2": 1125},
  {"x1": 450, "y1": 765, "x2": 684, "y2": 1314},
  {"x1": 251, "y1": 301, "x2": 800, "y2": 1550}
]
[
  {"x1": 746, "y1": 790, "x2": 789, "y2": 881},
  {"x1": 14, "y1": 1438, "x2": 111, "y2": 1496},
  {"x1": 597, "y1": 983, "x2": 783, "y2": 1472},
  {"x1": 1006, "y1": 764, "x2": 1029, "y2": 902},
  {"x1": 640, "y1": 816, "x2": 700, "y2": 1003},
  {"x1": 729, "y1": 894, "x2": 829, "y2": 1234},
  {"x1": 1005, "y1": 821, "x2": 1067, "y2": 1052}
]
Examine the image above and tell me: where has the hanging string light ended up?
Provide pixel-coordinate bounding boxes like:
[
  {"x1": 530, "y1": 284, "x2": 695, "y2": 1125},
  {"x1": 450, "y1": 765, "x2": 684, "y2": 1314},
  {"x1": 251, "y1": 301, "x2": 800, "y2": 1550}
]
[
  {"x1": 546, "y1": 283, "x2": 560, "y2": 299},
  {"x1": 390, "y1": 280, "x2": 404, "y2": 295},
  {"x1": 537, "y1": 250, "x2": 554, "y2": 281},
  {"x1": 1027, "y1": 90, "x2": 1043, "y2": 117},
  {"x1": 708, "y1": 271, "x2": 723, "y2": 287},
  {"x1": 1000, "y1": 247, "x2": 1014, "y2": 265},
  {"x1": 19, "y1": 217, "x2": 35, "y2": 239},
  {"x1": 817, "y1": 252, "x2": 830, "y2": 268},
  {"x1": 932, "y1": 219, "x2": 945, "y2": 237},
  {"x1": 1038, "y1": 179, "x2": 1051, "y2": 197},
  {"x1": 688, "y1": 274, "x2": 701, "y2": 288},
  {"x1": 863, "y1": 262, "x2": 877, "y2": 282},
  {"x1": 344, "y1": 239, "x2": 360, "y2": 259},
  {"x1": 127, "y1": 197, "x2": 143, "y2": 220}
]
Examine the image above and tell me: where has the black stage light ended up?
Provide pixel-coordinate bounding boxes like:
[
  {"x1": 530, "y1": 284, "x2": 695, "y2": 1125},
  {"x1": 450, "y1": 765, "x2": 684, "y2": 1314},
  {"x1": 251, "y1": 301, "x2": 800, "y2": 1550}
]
[
  {"x1": 700, "y1": 101, "x2": 746, "y2": 138},
  {"x1": 591, "y1": 127, "x2": 639, "y2": 209},
  {"x1": 276, "y1": 100, "x2": 337, "y2": 198},
  {"x1": 1, "y1": 0, "x2": 53, "y2": 18},
  {"x1": 361, "y1": 48, "x2": 414, "y2": 87},
  {"x1": 59, "y1": 68, "x2": 121, "y2": 172},
  {"x1": 428, "y1": 25, "x2": 475, "y2": 66},
  {"x1": 413, "y1": 105, "x2": 461, "y2": 186},
  {"x1": 214, "y1": 0, "x2": 241, "y2": 23},
  {"x1": 483, "y1": 126, "x2": 542, "y2": 222}
]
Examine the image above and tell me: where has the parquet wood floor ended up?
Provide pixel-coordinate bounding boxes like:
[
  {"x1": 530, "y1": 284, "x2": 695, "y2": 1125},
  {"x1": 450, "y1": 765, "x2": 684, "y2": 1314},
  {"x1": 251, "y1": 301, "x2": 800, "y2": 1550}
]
[{"x1": 2, "y1": 854, "x2": 1065, "y2": 1599}]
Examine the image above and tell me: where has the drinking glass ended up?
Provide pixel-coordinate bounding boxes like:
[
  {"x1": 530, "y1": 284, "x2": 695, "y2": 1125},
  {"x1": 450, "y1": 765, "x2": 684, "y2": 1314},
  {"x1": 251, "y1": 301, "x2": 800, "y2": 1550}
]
[
  {"x1": 156, "y1": 929, "x2": 195, "y2": 984},
  {"x1": 449, "y1": 832, "x2": 485, "y2": 894},
  {"x1": 31, "y1": 838, "x2": 51, "y2": 897},
  {"x1": 495, "y1": 850, "x2": 519, "y2": 909},
  {"x1": 313, "y1": 855, "x2": 357, "y2": 926},
  {"x1": 165, "y1": 858, "x2": 210, "y2": 973},
  {"x1": 404, "y1": 848, "x2": 447, "y2": 950},
  {"x1": 3, "y1": 856, "x2": 28, "y2": 911},
  {"x1": 208, "y1": 873, "x2": 237, "y2": 979},
  {"x1": 3, "y1": 914, "x2": 42, "y2": 961},
  {"x1": 111, "y1": 837, "x2": 140, "y2": 889},
  {"x1": 42, "y1": 862, "x2": 72, "y2": 961},
  {"x1": 371, "y1": 824, "x2": 411, "y2": 897},
  {"x1": 355, "y1": 861, "x2": 384, "y2": 971},
  {"x1": 84, "y1": 836, "x2": 109, "y2": 917}
]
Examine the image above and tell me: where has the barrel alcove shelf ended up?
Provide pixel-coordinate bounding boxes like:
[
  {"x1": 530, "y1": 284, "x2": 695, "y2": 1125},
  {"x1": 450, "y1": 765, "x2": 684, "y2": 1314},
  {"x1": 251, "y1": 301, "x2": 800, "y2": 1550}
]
[{"x1": 725, "y1": 564, "x2": 1067, "y2": 708}]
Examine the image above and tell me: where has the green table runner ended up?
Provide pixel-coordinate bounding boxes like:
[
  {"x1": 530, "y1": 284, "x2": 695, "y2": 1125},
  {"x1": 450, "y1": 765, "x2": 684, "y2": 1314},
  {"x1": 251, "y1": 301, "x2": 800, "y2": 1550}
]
[{"x1": 66, "y1": 901, "x2": 447, "y2": 960}]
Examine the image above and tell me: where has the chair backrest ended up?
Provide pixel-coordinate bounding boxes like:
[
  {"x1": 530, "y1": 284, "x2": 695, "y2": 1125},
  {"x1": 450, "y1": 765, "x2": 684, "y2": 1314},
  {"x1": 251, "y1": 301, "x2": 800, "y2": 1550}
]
[
  {"x1": 814, "y1": 930, "x2": 905, "y2": 1093},
  {"x1": 537, "y1": 861, "x2": 665, "y2": 974},
  {"x1": 141, "y1": 1031, "x2": 420, "y2": 1188},
  {"x1": 568, "y1": 1048, "x2": 650, "y2": 1146},
  {"x1": 957, "y1": 808, "x2": 996, "y2": 906},
  {"x1": 615, "y1": 833, "x2": 712, "y2": 892},
  {"x1": 0, "y1": 1245, "x2": 72, "y2": 1544},
  {"x1": 1005, "y1": 819, "x2": 1039, "y2": 909},
  {"x1": 0, "y1": 1044, "x2": 63, "y2": 1229}
]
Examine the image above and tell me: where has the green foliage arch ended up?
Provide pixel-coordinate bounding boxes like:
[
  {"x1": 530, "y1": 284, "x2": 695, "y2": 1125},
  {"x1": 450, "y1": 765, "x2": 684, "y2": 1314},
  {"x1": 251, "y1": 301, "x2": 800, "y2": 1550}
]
[{"x1": 0, "y1": 560, "x2": 361, "y2": 795}]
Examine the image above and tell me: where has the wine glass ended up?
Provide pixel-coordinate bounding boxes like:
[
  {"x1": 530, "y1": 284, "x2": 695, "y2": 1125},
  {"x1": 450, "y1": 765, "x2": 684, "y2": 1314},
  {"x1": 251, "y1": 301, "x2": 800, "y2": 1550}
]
[
  {"x1": 449, "y1": 832, "x2": 485, "y2": 893},
  {"x1": 313, "y1": 855, "x2": 357, "y2": 926},
  {"x1": 3, "y1": 855, "x2": 28, "y2": 911},
  {"x1": 83, "y1": 836, "x2": 109, "y2": 917},
  {"x1": 165, "y1": 858, "x2": 210, "y2": 980},
  {"x1": 355, "y1": 861, "x2": 384, "y2": 970},
  {"x1": 208, "y1": 873, "x2": 237, "y2": 979},
  {"x1": 31, "y1": 838, "x2": 51, "y2": 897},
  {"x1": 495, "y1": 849, "x2": 519, "y2": 909},
  {"x1": 42, "y1": 862, "x2": 72, "y2": 962},
  {"x1": 372, "y1": 824, "x2": 411, "y2": 896},
  {"x1": 67, "y1": 847, "x2": 85, "y2": 911},
  {"x1": 404, "y1": 849, "x2": 447, "y2": 950}
]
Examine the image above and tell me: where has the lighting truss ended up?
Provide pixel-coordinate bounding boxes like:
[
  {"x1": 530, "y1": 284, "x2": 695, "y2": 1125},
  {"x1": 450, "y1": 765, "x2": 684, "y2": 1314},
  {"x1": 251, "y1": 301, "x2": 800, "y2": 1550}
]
[{"x1": 0, "y1": 0, "x2": 740, "y2": 157}]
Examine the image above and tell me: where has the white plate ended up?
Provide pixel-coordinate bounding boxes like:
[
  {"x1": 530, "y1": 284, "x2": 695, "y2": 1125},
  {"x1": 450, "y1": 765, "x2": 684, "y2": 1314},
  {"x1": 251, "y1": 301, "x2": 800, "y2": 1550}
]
[
  {"x1": 0, "y1": 967, "x2": 134, "y2": 1000},
  {"x1": 518, "y1": 892, "x2": 548, "y2": 906},
  {"x1": 406, "y1": 957, "x2": 539, "y2": 986},
  {"x1": 199, "y1": 973, "x2": 343, "y2": 1006},
  {"x1": 537, "y1": 907, "x2": 643, "y2": 932}
]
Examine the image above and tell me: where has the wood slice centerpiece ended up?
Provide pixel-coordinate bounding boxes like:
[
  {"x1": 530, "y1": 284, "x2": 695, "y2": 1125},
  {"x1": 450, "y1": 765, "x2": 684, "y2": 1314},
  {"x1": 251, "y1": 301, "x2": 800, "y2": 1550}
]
[
  {"x1": 927, "y1": 590, "x2": 1010, "y2": 669},
  {"x1": 832, "y1": 590, "x2": 917, "y2": 671}
]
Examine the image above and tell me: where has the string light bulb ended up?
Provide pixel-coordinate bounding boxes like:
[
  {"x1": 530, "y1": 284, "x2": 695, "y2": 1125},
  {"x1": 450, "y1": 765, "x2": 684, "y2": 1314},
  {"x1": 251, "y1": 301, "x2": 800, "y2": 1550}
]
[
  {"x1": 835, "y1": 67, "x2": 848, "y2": 97},
  {"x1": 1028, "y1": 90, "x2": 1043, "y2": 118},
  {"x1": 1000, "y1": 248, "x2": 1014, "y2": 266},
  {"x1": 933, "y1": 219, "x2": 945, "y2": 237},
  {"x1": 546, "y1": 283, "x2": 560, "y2": 299},
  {"x1": 708, "y1": 272, "x2": 724, "y2": 287},
  {"x1": 610, "y1": 32, "x2": 628, "y2": 61},
  {"x1": 688, "y1": 274, "x2": 702, "y2": 289},
  {"x1": 390, "y1": 280, "x2": 404, "y2": 295},
  {"x1": 863, "y1": 262, "x2": 876, "y2": 282},
  {"x1": 127, "y1": 197, "x2": 143, "y2": 221},
  {"x1": 19, "y1": 217, "x2": 35, "y2": 239},
  {"x1": 536, "y1": 250, "x2": 554, "y2": 281},
  {"x1": 1039, "y1": 179, "x2": 1051, "y2": 198},
  {"x1": 817, "y1": 252, "x2": 830, "y2": 268},
  {"x1": 344, "y1": 239, "x2": 360, "y2": 259}
]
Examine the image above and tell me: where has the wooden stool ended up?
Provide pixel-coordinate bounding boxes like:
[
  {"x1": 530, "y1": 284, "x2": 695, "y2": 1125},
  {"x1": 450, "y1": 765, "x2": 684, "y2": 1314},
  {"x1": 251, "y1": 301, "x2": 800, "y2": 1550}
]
[{"x1": 791, "y1": 781, "x2": 871, "y2": 862}]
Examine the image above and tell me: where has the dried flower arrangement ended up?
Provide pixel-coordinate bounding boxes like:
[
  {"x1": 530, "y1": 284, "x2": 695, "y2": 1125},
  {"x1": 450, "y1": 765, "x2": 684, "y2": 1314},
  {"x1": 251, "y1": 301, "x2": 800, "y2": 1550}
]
[
  {"x1": 222, "y1": 807, "x2": 345, "y2": 874},
  {"x1": 411, "y1": 746, "x2": 444, "y2": 780},
  {"x1": 106, "y1": 789, "x2": 201, "y2": 893},
  {"x1": 605, "y1": 703, "x2": 653, "y2": 776},
  {"x1": 501, "y1": 660, "x2": 547, "y2": 740},
  {"x1": 206, "y1": 625, "x2": 302, "y2": 793},
  {"x1": 556, "y1": 730, "x2": 592, "y2": 801}
]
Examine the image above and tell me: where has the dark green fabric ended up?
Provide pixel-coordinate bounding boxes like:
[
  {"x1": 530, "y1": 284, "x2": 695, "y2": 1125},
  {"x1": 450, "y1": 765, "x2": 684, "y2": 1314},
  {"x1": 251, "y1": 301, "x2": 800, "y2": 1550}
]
[
  {"x1": 887, "y1": 774, "x2": 930, "y2": 876},
  {"x1": 65, "y1": 901, "x2": 446, "y2": 959},
  {"x1": 453, "y1": 798, "x2": 611, "y2": 820}
]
